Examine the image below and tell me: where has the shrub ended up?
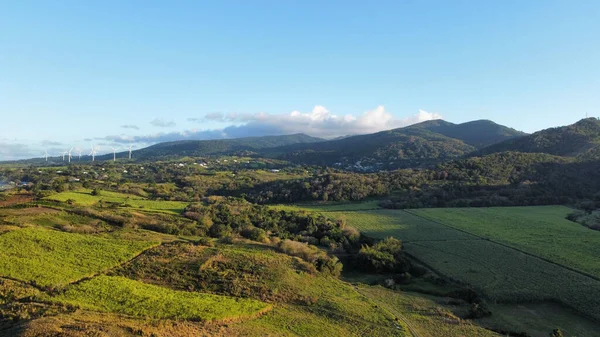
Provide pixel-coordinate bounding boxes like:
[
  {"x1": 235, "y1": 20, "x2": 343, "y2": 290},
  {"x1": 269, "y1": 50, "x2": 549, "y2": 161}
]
[
  {"x1": 277, "y1": 240, "x2": 342, "y2": 276},
  {"x1": 240, "y1": 226, "x2": 267, "y2": 242},
  {"x1": 219, "y1": 235, "x2": 235, "y2": 244},
  {"x1": 355, "y1": 237, "x2": 410, "y2": 274}
]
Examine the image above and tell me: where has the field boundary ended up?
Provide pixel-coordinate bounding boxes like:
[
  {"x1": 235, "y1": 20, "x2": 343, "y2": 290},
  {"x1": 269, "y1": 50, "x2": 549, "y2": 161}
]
[{"x1": 402, "y1": 209, "x2": 600, "y2": 283}]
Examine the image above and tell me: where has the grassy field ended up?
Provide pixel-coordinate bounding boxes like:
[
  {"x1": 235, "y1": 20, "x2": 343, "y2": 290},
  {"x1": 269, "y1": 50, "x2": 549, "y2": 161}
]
[
  {"x1": 272, "y1": 200, "x2": 382, "y2": 213},
  {"x1": 476, "y1": 302, "x2": 600, "y2": 337},
  {"x1": 46, "y1": 189, "x2": 188, "y2": 214},
  {"x1": 358, "y1": 286, "x2": 500, "y2": 337},
  {"x1": 48, "y1": 276, "x2": 271, "y2": 322},
  {"x1": 0, "y1": 227, "x2": 156, "y2": 287},
  {"x1": 410, "y1": 206, "x2": 600, "y2": 279},
  {"x1": 292, "y1": 203, "x2": 600, "y2": 327},
  {"x1": 113, "y1": 241, "x2": 405, "y2": 336}
]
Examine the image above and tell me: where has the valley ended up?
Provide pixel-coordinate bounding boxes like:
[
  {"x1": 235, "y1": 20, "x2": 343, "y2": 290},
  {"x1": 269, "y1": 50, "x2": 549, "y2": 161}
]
[{"x1": 1, "y1": 118, "x2": 600, "y2": 336}]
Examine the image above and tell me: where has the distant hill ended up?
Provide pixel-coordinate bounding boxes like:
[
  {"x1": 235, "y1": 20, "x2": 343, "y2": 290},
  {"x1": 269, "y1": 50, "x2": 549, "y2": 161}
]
[
  {"x1": 260, "y1": 119, "x2": 525, "y2": 170},
  {"x1": 406, "y1": 119, "x2": 526, "y2": 148},
  {"x1": 479, "y1": 118, "x2": 600, "y2": 159},
  {"x1": 99, "y1": 133, "x2": 324, "y2": 161}
]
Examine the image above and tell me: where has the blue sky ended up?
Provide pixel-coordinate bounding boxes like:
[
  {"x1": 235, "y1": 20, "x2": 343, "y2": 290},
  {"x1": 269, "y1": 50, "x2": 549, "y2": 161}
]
[{"x1": 1, "y1": 0, "x2": 599, "y2": 159}]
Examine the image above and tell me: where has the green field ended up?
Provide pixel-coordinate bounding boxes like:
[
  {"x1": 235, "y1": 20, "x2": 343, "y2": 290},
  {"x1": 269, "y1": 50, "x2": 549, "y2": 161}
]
[
  {"x1": 0, "y1": 227, "x2": 156, "y2": 287},
  {"x1": 293, "y1": 204, "x2": 600, "y2": 326},
  {"x1": 410, "y1": 206, "x2": 600, "y2": 279},
  {"x1": 48, "y1": 276, "x2": 271, "y2": 321},
  {"x1": 113, "y1": 242, "x2": 404, "y2": 336},
  {"x1": 46, "y1": 189, "x2": 188, "y2": 214},
  {"x1": 273, "y1": 200, "x2": 382, "y2": 213},
  {"x1": 358, "y1": 286, "x2": 499, "y2": 337}
]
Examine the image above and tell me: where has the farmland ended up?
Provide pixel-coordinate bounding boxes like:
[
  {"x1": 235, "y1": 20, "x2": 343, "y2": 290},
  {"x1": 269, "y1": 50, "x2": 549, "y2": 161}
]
[
  {"x1": 0, "y1": 227, "x2": 156, "y2": 287},
  {"x1": 48, "y1": 276, "x2": 271, "y2": 321},
  {"x1": 287, "y1": 203, "x2": 600, "y2": 334},
  {"x1": 411, "y1": 206, "x2": 600, "y2": 279},
  {"x1": 46, "y1": 189, "x2": 188, "y2": 214}
]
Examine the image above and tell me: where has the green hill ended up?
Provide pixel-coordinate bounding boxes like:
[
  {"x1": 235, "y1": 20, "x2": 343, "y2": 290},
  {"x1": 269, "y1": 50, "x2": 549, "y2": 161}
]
[
  {"x1": 479, "y1": 118, "x2": 600, "y2": 158},
  {"x1": 260, "y1": 120, "x2": 523, "y2": 170},
  {"x1": 114, "y1": 133, "x2": 323, "y2": 161},
  {"x1": 406, "y1": 119, "x2": 526, "y2": 148}
]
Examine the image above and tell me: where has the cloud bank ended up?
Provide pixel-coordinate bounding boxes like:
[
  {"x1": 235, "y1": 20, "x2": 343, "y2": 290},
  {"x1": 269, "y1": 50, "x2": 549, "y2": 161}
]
[
  {"x1": 0, "y1": 106, "x2": 443, "y2": 160},
  {"x1": 107, "y1": 106, "x2": 442, "y2": 145}
]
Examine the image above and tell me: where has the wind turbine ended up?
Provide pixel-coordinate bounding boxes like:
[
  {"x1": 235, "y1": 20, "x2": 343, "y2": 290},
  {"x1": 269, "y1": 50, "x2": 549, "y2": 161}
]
[
  {"x1": 43, "y1": 150, "x2": 49, "y2": 162},
  {"x1": 77, "y1": 149, "x2": 83, "y2": 160},
  {"x1": 67, "y1": 147, "x2": 73, "y2": 163},
  {"x1": 89, "y1": 145, "x2": 98, "y2": 162},
  {"x1": 62, "y1": 150, "x2": 68, "y2": 161},
  {"x1": 110, "y1": 146, "x2": 117, "y2": 162},
  {"x1": 128, "y1": 145, "x2": 133, "y2": 160}
]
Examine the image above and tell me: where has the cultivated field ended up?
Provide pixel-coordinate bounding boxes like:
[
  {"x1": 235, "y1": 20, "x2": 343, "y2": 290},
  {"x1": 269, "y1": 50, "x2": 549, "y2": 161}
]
[
  {"x1": 411, "y1": 206, "x2": 600, "y2": 279},
  {"x1": 49, "y1": 276, "x2": 271, "y2": 321},
  {"x1": 0, "y1": 227, "x2": 156, "y2": 287},
  {"x1": 46, "y1": 189, "x2": 188, "y2": 214},
  {"x1": 293, "y1": 203, "x2": 600, "y2": 332},
  {"x1": 358, "y1": 285, "x2": 500, "y2": 337}
]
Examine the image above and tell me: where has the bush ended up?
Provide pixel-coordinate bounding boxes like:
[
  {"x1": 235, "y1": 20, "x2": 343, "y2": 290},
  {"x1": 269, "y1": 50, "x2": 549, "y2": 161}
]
[
  {"x1": 240, "y1": 226, "x2": 267, "y2": 242},
  {"x1": 277, "y1": 240, "x2": 342, "y2": 276},
  {"x1": 355, "y1": 237, "x2": 410, "y2": 274},
  {"x1": 195, "y1": 237, "x2": 214, "y2": 247},
  {"x1": 218, "y1": 236, "x2": 234, "y2": 244}
]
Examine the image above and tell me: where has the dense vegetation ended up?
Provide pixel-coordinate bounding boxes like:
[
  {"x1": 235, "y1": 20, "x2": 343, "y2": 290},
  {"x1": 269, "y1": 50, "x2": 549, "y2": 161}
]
[{"x1": 479, "y1": 118, "x2": 600, "y2": 158}]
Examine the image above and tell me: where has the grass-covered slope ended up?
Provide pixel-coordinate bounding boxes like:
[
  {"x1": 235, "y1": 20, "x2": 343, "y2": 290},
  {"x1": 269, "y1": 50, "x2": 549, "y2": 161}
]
[
  {"x1": 112, "y1": 242, "x2": 404, "y2": 336},
  {"x1": 45, "y1": 189, "x2": 188, "y2": 214},
  {"x1": 0, "y1": 227, "x2": 156, "y2": 287},
  {"x1": 48, "y1": 276, "x2": 271, "y2": 321}
]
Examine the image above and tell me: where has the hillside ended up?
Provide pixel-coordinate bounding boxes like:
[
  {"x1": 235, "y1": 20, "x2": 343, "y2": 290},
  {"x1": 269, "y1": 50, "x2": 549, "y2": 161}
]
[
  {"x1": 260, "y1": 119, "x2": 524, "y2": 171},
  {"x1": 479, "y1": 118, "x2": 600, "y2": 158},
  {"x1": 105, "y1": 133, "x2": 324, "y2": 161},
  {"x1": 406, "y1": 119, "x2": 526, "y2": 148}
]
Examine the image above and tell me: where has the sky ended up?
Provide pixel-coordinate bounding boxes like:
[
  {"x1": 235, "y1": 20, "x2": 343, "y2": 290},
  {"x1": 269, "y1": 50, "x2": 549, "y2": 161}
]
[{"x1": 1, "y1": 0, "x2": 599, "y2": 160}]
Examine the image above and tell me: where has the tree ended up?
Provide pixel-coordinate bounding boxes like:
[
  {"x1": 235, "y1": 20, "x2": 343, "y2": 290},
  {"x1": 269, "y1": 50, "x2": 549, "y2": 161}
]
[{"x1": 91, "y1": 188, "x2": 101, "y2": 196}]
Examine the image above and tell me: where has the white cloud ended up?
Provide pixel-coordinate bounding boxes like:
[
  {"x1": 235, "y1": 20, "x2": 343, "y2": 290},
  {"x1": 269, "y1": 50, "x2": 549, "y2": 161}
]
[{"x1": 198, "y1": 106, "x2": 442, "y2": 138}]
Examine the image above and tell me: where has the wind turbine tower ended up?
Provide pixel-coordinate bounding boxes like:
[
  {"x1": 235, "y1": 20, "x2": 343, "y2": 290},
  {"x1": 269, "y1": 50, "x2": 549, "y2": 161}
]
[
  {"x1": 43, "y1": 150, "x2": 49, "y2": 162},
  {"x1": 128, "y1": 145, "x2": 133, "y2": 160},
  {"x1": 62, "y1": 150, "x2": 68, "y2": 161},
  {"x1": 89, "y1": 145, "x2": 98, "y2": 162},
  {"x1": 68, "y1": 147, "x2": 73, "y2": 163},
  {"x1": 111, "y1": 147, "x2": 117, "y2": 162}
]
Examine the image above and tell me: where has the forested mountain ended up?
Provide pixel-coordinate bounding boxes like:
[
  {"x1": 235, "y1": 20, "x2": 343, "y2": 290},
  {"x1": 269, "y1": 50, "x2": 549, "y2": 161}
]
[
  {"x1": 100, "y1": 134, "x2": 323, "y2": 161},
  {"x1": 258, "y1": 119, "x2": 525, "y2": 170},
  {"x1": 263, "y1": 127, "x2": 476, "y2": 170},
  {"x1": 479, "y1": 118, "x2": 600, "y2": 158},
  {"x1": 406, "y1": 119, "x2": 526, "y2": 148}
]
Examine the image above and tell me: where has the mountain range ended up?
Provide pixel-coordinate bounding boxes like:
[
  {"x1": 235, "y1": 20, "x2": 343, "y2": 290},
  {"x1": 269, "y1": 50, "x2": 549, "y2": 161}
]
[{"x1": 9, "y1": 118, "x2": 600, "y2": 170}]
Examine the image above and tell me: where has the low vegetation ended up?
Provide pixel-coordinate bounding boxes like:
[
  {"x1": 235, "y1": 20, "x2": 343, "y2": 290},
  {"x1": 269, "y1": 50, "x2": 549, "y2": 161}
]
[
  {"x1": 0, "y1": 227, "x2": 155, "y2": 287},
  {"x1": 47, "y1": 276, "x2": 271, "y2": 321}
]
